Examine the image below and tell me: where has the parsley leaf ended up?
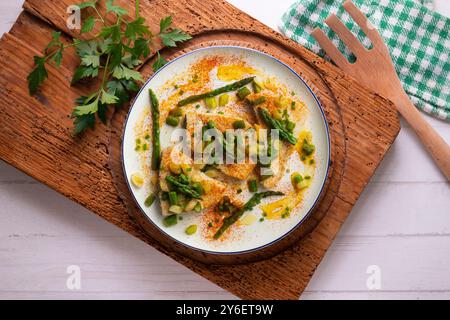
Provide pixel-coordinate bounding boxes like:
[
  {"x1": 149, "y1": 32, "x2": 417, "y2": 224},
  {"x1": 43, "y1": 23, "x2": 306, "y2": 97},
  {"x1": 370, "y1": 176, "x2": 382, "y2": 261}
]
[
  {"x1": 99, "y1": 25, "x2": 121, "y2": 42},
  {"x1": 159, "y1": 16, "x2": 172, "y2": 33},
  {"x1": 97, "y1": 101, "x2": 108, "y2": 124},
  {"x1": 107, "y1": 80, "x2": 130, "y2": 106},
  {"x1": 131, "y1": 38, "x2": 151, "y2": 58},
  {"x1": 46, "y1": 31, "x2": 62, "y2": 51},
  {"x1": 71, "y1": 65, "x2": 99, "y2": 84},
  {"x1": 152, "y1": 52, "x2": 167, "y2": 72},
  {"x1": 81, "y1": 54, "x2": 100, "y2": 68},
  {"x1": 27, "y1": 0, "x2": 191, "y2": 135},
  {"x1": 122, "y1": 55, "x2": 141, "y2": 69},
  {"x1": 73, "y1": 113, "x2": 96, "y2": 136},
  {"x1": 27, "y1": 56, "x2": 48, "y2": 95},
  {"x1": 100, "y1": 89, "x2": 119, "y2": 104},
  {"x1": 73, "y1": 96, "x2": 99, "y2": 116},
  {"x1": 81, "y1": 15, "x2": 96, "y2": 34},
  {"x1": 160, "y1": 29, "x2": 192, "y2": 47},
  {"x1": 106, "y1": 0, "x2": 128, "y2": 16},
  {"x1": 125, "y1": 17, "x2": 151, "y2": 40},
  {"x1": 51, "y1": 48, "x2": 64, "y2": 67},
  {"x1": 113, "y1": 64, "x2": 144, "y2": 82}
]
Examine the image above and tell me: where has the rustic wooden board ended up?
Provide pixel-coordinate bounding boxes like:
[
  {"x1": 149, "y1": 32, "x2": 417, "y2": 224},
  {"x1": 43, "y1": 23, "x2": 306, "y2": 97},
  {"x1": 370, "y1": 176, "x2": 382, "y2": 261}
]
[{"x1": 0, "y1": 0, "x2": 400, "y2": 299}]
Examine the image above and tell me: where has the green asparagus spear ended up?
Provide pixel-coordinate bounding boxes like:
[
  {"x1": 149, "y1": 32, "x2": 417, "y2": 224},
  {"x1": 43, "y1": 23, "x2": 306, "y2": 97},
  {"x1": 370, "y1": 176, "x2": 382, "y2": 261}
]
[
  {"x1": 177, "y1": 77, "x2": 255, "y2": 107},
  {"x1": 258, "y1": 108, "x2": 297, "y2": 145},
  {"x1": 213, "y1": 191, "x2": 284, "y2": 239},
  {"x1": 165, "y1": 175, "x2": 202, "y2": 199},
  {"x1": 149, "y1": 89, "x2": 161, "y2": 170}
]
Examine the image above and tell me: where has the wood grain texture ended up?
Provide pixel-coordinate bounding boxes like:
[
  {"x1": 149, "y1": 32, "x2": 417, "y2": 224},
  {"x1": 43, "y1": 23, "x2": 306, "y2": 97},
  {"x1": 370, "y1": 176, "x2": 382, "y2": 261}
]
[{"x1": 0, "y1": 0, "x2": 400, "y2": 299}]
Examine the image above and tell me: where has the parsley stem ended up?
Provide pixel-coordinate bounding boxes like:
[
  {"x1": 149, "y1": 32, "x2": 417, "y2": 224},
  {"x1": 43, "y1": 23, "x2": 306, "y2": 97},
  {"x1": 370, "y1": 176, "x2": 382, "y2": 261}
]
[
  {"x1": 93, "y1": 7, "x2": 105, "y2": 23},
  {"x1": 100, "y1": 52, "x2": 112, "y2": 91},
  {"x1": 136, "y1": 0, "x2": 140, "y2": 18}
]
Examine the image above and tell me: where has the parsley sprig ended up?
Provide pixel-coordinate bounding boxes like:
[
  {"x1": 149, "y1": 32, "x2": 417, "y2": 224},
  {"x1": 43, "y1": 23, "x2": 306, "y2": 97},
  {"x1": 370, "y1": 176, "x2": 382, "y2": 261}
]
[{"x1": 27, "y1": 0, "x2": 191, "y2": 135}]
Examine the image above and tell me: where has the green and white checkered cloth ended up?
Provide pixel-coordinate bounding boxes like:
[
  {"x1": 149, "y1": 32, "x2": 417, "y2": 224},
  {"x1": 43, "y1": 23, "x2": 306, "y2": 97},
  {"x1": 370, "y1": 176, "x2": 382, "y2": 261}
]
[{"x1": 280, "y1": 0, "x2": 450, "y2": 121}]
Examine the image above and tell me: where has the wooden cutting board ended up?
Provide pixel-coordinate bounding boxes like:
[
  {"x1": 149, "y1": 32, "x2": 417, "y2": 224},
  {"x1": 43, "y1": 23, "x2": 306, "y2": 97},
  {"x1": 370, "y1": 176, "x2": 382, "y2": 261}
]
[{"x1": 0, "y1": 0, "x2": 400, "y2": 299}]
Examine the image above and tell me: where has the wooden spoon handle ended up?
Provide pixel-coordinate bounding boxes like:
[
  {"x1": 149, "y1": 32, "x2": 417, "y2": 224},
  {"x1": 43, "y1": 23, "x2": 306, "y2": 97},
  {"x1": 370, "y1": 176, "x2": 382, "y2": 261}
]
[{"x1": 393, "y1": 90, "x2": 450, "y2": 181}]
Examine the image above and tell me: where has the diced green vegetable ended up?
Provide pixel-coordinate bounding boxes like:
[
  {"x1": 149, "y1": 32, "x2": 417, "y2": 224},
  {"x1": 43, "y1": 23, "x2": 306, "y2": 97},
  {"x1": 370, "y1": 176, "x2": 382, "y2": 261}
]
[
  {"x1": 169, "y1": 205, "x2": 183, "y2": 214},
  {"x1": 219, "y1": 94, "x2": 229, "y2": 106},
  {"x1": 246, "y1": 96, "x2": 266, "y2": 106},
  {"x1": 169, "y1": 107, "x2": 183, "y2": 117},
  {"x1": 237, "y1": 87, "x2": 251, "y2": 100},
  {"x1": 185, "y1": 224, "x2": 198, "y2": 235},
  {"x1": 286, "y1": 121, "x2": 296, "y2": 132},
  {"x1": 144, "y1": 193, "x2": 156, "y2": 207},
  {"x1": 252, "y1": 80, "x2": 262, "y2": 93},
  {"x1": 194, "y1": 202, "x2": 203, "y2": 212},
  {"x1": 163, "y1": 214, "x2": 178, "y2": 227},
  {"x1": 291, "y1": 173, "x2": 303, "y2": 190},
  {"x1": 192, "y1": 182, "x2": 204, "y2": 195},
  {"x1": 205, "y1": 97, "x2": 217, "y2": 109},
  {"x1": 169, "y1": 191, "x2": 178, "y2": 206},
  {"x1": 161, "y1": 192, "x2": 169, "y2": 201},
  {"x1": 302, "y1": 139, "x2": 316, "y2": 156},
  {"x1": 273, "y1": 109, "x2": 283, "y2": 121},
  {"x1": 248, "y1": 179, "x2": 258, "y2": 193},
  {"x1": 232, "y1": 120, "x2": 246, "y2": 129},
  {"x1": 166, "y1": 116, "x2": 180, "y2": 127},
  {"x1": 131, "y1": 173, "x2": 144, "y2": 188}
]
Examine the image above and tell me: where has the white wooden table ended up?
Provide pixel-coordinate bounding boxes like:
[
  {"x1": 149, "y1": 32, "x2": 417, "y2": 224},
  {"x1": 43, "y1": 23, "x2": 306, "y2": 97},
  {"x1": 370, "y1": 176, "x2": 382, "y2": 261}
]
[{"x1": 0, "y1": 0, "x2": 449, "y2": 300}]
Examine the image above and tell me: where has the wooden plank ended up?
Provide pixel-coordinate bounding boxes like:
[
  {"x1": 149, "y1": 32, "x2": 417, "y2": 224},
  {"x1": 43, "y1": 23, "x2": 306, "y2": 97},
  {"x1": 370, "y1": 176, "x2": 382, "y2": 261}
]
[
  {"x1": 0, "y1": 0, "x2": 400, "y2": 299},
  {"x1": 1, "y1": 235, "x2": 449, "y2": 298}
]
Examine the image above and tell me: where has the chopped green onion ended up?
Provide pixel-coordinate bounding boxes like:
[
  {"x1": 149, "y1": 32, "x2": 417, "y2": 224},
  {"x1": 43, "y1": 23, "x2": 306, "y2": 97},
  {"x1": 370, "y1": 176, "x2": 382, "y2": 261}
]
[
  {"x1": 246, "y1": 96, "x2": 266, "y2": 106},
  {"x1": 237, "y1": 87, "x2": 251, "y2": 100},
  {"x1": 194, "y1": 202, "x2": 203, "y2": 212},
  {"x1": 232, "y1": 120, "x2": 246, "y2": 129},
  {"x1": 185, "y1": 225, "x2": 198, "y2": 235},
  {"x1": 302, "y1": 139, "x2": 316, "y2": 156},
  {"x1": 219, "y1": 94, "x2": 229, "y2": 106},
  {"x1": 248, "y1": 179, "x2": 258, "y2": 193},
  {"x1": 252, "y1": 80, "x2": 262, "y2": 93},
  {"x1": 205, "y1": 97, "x2": 217, "y2": 109},
  {"x1": 163, "y1": 214, "x2": 178, "y2": 227},
  {"x1": 192, "y1": 182, "x2": 204, "y2": 195},
  {"x1": 169, "y1": 205, "x2": 183, "y2": 214},
  {"x1": 166, "y1": 116, "x2": 180, "y2": 127},
  {"x1": 169, "y1": 108, "x2": 183, "y2": 117},
  {"x1": 144, "y1": 193, "x2": 156, "y2": 207},
  {"x1": 286, "y1": 121, "x2": 296, "y2": 132}
]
